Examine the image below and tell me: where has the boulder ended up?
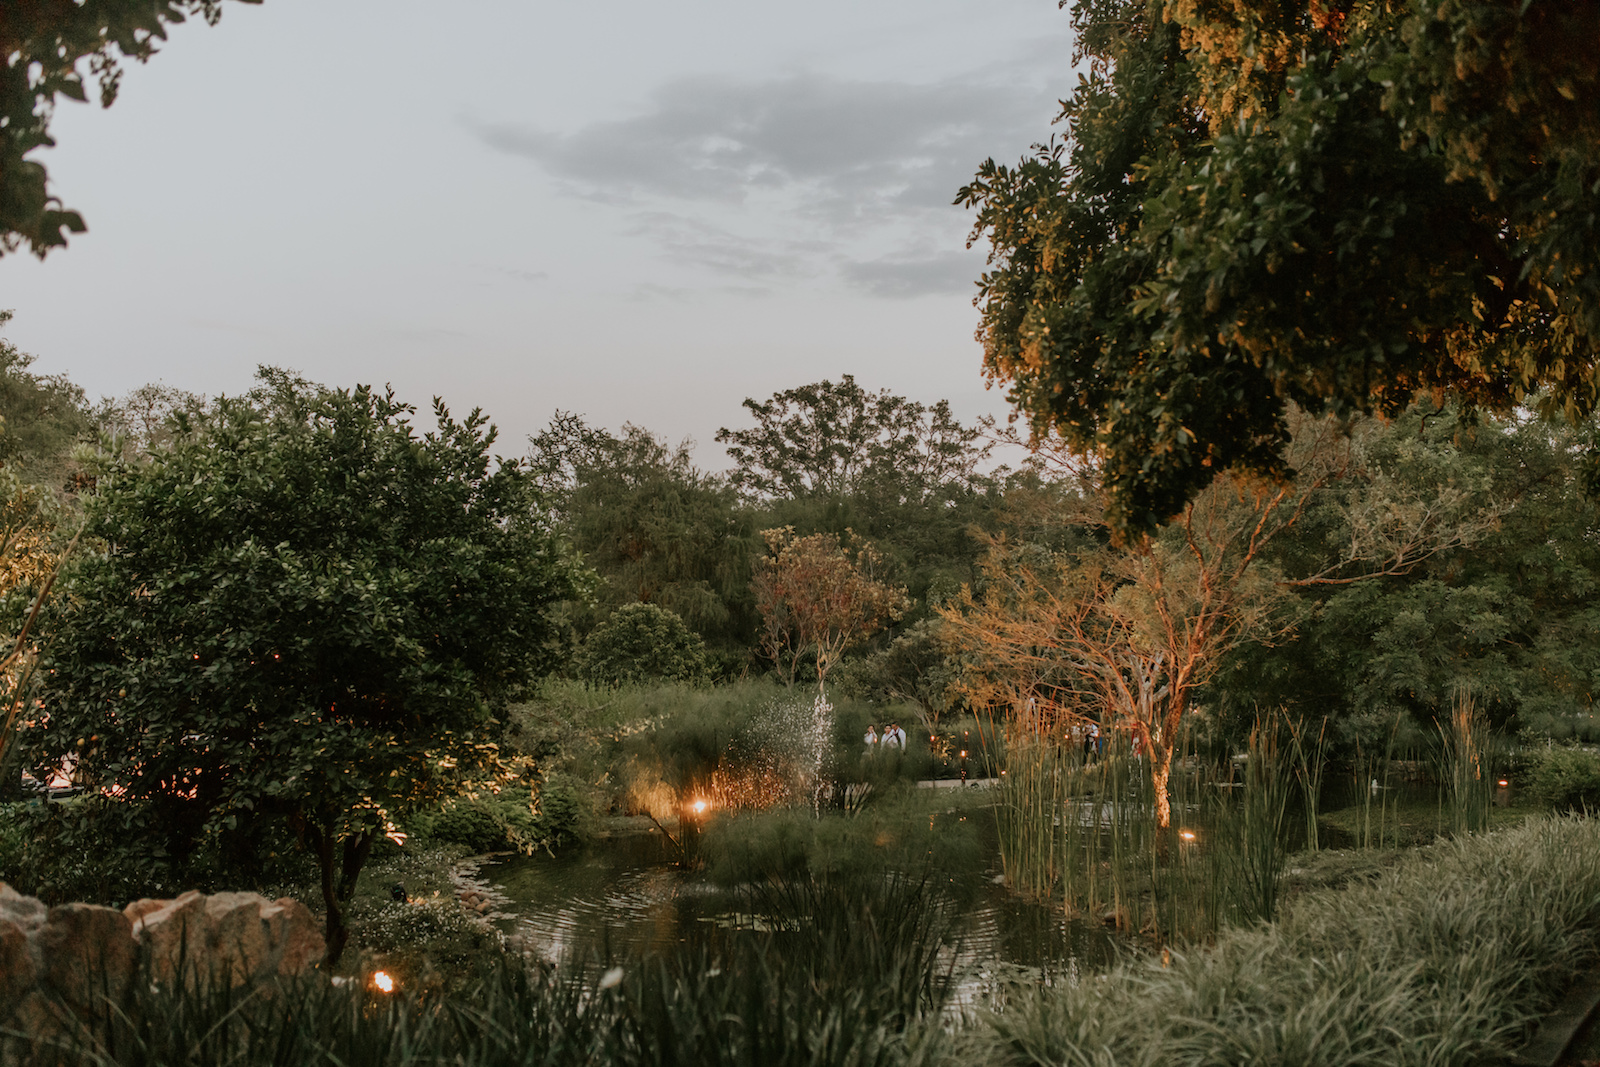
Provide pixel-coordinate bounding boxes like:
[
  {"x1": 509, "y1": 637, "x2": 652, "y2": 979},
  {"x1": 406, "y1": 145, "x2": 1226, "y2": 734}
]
[
  {"x1": 129, "y1": 889, "x2": 324, "y2": 985},
  {"x1": 35, "y1": 903, "x2": 136, "y2": 1008},
  {"x1": 0, "y1": 882, "x2": 325, "y2": 1031}
]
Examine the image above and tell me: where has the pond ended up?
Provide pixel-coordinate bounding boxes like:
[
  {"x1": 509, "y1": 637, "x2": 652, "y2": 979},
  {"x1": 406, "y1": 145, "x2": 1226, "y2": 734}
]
[{"x1": 475, "y1": 807, "x2": 1122, "y2": 1004}]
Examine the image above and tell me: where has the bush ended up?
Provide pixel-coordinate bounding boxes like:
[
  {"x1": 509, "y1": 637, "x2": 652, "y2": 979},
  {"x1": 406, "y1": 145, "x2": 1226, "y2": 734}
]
[
  {"x1": 578, "y1": 603, "x2": 708, "y2": 686},
  {"x1": 1522, "y1": 745, "x2": 1600, "y2": 812},
  {"x1": 414, "y1": 778, "x2": 586, "y2": 856}
]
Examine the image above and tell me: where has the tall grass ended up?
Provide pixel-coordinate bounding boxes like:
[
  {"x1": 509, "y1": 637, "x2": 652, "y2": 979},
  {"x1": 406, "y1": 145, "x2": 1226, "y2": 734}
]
[
  {"x1": 997, "y1": 716, "x2": 1294, "y2": 944},
  {"x1": 953, "y1": 816, "x2": 1600, "y2": 1067},
  {"x1": 2, "y1": 871, "x2": 955, "y2": 1067},
  {"x1": 1442, "y1": 686, "x2": 1493, "y2": 836}
]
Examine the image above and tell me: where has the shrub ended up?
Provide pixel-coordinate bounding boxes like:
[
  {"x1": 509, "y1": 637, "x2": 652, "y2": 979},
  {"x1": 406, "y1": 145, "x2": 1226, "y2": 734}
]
[
  {"x1": 1523, "y1": 745, "x2": 1600, "y2": 812},
  {"x1": 578, "y1": 603, "x2": 708, "y2": 686}
]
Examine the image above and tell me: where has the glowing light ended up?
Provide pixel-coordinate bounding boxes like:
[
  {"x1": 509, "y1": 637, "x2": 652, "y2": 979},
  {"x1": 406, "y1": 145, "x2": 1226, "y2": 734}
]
[
  {"x1": 959, "y1": 750, "x2": 967, "y2": 759},
  {"x1": 372, "y1": 971, "x2": 395, "y2": 993},
  {"x1": 1179, "y1": 830, "x2": 1197, "y2": 841},
  {"x1": 1498, "y1": 779, "x2": 1510, "y2": 787},
  {"x1": 691, "y1": 799, "x2": 708, "y2": 815}
]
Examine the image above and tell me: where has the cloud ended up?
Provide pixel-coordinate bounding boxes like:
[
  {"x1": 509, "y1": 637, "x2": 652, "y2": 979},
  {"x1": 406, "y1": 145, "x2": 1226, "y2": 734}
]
[
  {"x1": 476, "y1": 72, "x2": 1040, "y2": 224},
  {"x1": 472, "y1": 67, "x2": 1057, "y2": 295},
  {"x1": 839, "y1": 250, "x2": 985, "y2": 299}
]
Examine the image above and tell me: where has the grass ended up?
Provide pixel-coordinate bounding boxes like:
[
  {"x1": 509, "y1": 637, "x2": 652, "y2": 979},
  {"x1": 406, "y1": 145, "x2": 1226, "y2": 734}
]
[
  {"x1": 3, "y1": 869, "x2": 958, "y2": 1067},
  {"x1": 944, "y1": 815, "x2": 1600, "y2": 1067},
  {"x1": 14, "y1": 817, "x2": 1600, "y2": 1066}
]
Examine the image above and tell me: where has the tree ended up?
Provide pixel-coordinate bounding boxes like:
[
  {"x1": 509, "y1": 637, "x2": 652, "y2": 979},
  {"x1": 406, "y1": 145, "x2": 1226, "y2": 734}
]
[
  {"x1": 942, "y1": 409, "x2": 1499, "y2": 827},
  {"x1": 752, "y1": 527, "x2": 908, "y2": 694},
  {"x1": 716, "y1": 375, "x2": 992, "y2": 504},
  {"x1": 959, "y1": 0, "x2": 1600, "y2": 539},
  {"x1": 26, "y1": 372, "x2": 586, "y2": 962},
  {"x1": 528, "y1": 414, "x2": 757, "y2": 652},
  {"x1": 2, "y1": 1, "x2": 259, "y2": 257},
  {"x1": 577, "y1": 602, "x2": 708, "y2": 687},
  {"x1": 0, "y1": 312, "x2": 92, "y2": 491},
  {"x1": 1213, "y1": 405, "x2": 1600, "y2": 739}
]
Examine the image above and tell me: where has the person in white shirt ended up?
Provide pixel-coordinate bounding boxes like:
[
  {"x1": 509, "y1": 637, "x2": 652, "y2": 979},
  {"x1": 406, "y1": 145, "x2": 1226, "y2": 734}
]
[
  {"x1": 883, "y1": 722, "x2": 907, "y2": 751},
  {"x1": 864, "y1": 725, "x2": 880, "y2": 754}
]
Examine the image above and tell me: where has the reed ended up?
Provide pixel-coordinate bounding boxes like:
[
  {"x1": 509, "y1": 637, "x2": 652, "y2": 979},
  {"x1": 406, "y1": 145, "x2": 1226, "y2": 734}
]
[
  {"x1": 1286, "y1": 714, "x2": 1326, "y2": 852},
  {"x1": 1442, "y1": 686, "x2": 1493, "y2": 836},
  {"x1": 953, "y1": 816, "x2": 1600, "y2": 1067}
]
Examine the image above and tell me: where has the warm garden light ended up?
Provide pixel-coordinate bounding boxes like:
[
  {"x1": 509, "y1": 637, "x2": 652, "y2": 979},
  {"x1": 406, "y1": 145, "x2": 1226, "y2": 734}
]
[
  {"x1": 1179, "y1": 830, "x2": 1196, "y2": 841},
  {"x1": 372, "y1": 971, "x2": 395, "y2": 993},
  {"x1": 1498, "y1": 779, "x2": 1509, "y2": 787},
  {"x1": 692, "y1": 799, "x2": 708, "y2": 815}
]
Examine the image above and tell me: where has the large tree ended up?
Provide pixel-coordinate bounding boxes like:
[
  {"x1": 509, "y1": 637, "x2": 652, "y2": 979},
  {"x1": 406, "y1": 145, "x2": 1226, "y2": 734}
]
[
  {"x1": 942, "y1": 409, "x2": 1498, "y2": 827},
  {"x1": 2, "y1": 1, "x2": 259, "y2": 257},
  {"x1": 960, "y1": 0, "x2": 1600, "y2": 538},
  {"x1": 27, "y1": 372, "x2": 585, "y2": 962},
  {"x1": 528, "y1": 414, "x2": 757, "y2": 652}
]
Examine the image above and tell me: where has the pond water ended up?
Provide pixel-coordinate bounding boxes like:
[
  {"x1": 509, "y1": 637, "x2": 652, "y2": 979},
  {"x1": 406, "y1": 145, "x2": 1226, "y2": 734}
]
[{"x1": 476, "y1": 811, "x2": 1122, "y2": 1003}]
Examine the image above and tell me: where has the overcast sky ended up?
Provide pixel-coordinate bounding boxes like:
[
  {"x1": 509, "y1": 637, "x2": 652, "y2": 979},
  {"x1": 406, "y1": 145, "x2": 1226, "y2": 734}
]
[{"x1": 0, "y1": 0, "x2": 1074, "y2": 464}]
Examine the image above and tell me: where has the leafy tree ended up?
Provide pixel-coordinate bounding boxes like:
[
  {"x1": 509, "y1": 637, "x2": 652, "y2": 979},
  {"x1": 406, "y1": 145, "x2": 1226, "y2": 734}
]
[
  {"x1": 2, "y1": 1, "x2": 259, "y2": 256},
  {"x1": 528, "y1": 415, "x2": 757, "y2": 652},
  {"x1": 1214, "y1": 405, "x2": 1600, "y2": 738},
  {"x1": 93, "y1": 381, "x2": 207, "y2": 460},
  {"x1": 753, "y1": 527, "x2": 908, "y2": 694},
  {"x1": 26, "y1": 372, "x2": 586, "y2": 962},
  {"x1": 0, "y1": 312, "x2": 92, "y2": 491},
  {"x1": 834, "y1": 618, "x2": 959, "y2": 731},
  {"x1": 942, "y1": 410, "x2": 1498, "y2": 827},
  {"x1": 960, "y1": 0, "x2": 1600, "y2": 538},
  {"x1": 578, "y1": 603, "x2": 708, "y2": 687},
  {"x1": 716, "y1": 375, "x2": 992, "y2": 504}
]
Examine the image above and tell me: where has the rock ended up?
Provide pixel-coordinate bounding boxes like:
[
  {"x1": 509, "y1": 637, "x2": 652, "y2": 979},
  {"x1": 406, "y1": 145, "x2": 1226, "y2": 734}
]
[
  {"x1": 260, "y1": 897, "x2": 322, "y2": 977},
  {"x1": 0, "y1": 883, "x2": 324, "y2": 1031},
  {"x1": 0, "y1": 911, "x2": 37, "y2": 1008},
  {"x1": 36, "y1": 903, "x2": 136, "y2": 1008},
  {"x1": 129, "y1": 890, "x2": 207, "y2": 983}
]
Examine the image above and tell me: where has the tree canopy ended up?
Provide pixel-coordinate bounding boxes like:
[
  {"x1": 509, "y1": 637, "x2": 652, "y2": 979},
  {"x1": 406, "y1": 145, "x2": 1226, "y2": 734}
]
[
  {"x1": 27, "y1": 372, "x2": 585, "y2": 960},
  {"x1": 960, "y1": 0, "x2": 1600, "y2": 538},
  {"x1": 1, "y1": 1, "x2": 257, "y2": 257}
]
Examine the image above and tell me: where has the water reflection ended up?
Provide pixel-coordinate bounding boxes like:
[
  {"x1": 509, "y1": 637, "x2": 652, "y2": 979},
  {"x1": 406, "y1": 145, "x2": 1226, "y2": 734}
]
[{"x1": 480, "y1": 823, "x2": 1121, "y2": 1004}]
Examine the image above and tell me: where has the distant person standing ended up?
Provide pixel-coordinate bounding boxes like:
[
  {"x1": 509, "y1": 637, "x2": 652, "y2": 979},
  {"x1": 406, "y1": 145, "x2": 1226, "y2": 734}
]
[
  {"x1": 864, "y1": 725, "x2": 880, "y2": 754},
  {"x1": 1084, "y1": 720, "x2": 1100, "y2": 760},
  {"x1": 884, "y1": 722, "x2": 907, "y2": 751}
]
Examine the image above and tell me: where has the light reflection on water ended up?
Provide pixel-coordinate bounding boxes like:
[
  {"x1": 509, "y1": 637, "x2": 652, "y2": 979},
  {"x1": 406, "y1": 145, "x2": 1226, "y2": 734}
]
[{"x1": 479, "y1": 823, "x2": 1121, "y2": 1006}]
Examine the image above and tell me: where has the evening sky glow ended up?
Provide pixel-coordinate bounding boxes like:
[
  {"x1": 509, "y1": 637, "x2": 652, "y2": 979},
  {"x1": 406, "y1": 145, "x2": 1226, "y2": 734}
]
[{"x1": 0, "y1": 0, "x2": 1076, "y2": 462}]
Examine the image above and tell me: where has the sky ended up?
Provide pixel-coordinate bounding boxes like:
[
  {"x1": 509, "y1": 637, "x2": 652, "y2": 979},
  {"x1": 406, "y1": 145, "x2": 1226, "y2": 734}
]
[{"x1": 0, "y1": 0, "x2": 1076, "y2": 465}]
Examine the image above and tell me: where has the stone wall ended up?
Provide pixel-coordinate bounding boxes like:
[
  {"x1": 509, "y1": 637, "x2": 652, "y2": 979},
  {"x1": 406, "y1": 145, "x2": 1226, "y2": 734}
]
[{"x1": 0, "y1": 883, "x2": 324, "y2": 1029}]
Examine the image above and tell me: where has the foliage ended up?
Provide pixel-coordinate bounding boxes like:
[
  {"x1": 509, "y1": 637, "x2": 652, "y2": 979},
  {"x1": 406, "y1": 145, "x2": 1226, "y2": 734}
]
[
  {"x1": 715, "y1": 374, "x2": 991, "y2": 503},
  {"x1": 0, "y1": 312, "x2": 92, "y2": 491},
  {"x1": 959, "y1": 0, "x2": 1600, "y2": 538},
  {"x1": 577, "y1": 603, "x2": 708, "y2": 688},
  {"x1": 1213, "y1": 406, "x2": 1600, "y2": 734},
  {"x1": 753, "y1": 527, "x2": 908, "y2": 692},
  {"x1": 413, "y1": 779, "x2": 584, "y2": 856},
  {"x1": 955, "y1": 816, "x2": 1600, "y2": 1067},
  {"x1": 944, "y1": 409, "x2": 1498, "y2": 827},
  {"x1": 24, "y1": 370, "x2": 586, "y2": 961},
  {"x1": 1521, "y1": 746, "x2": 1600, "y2": 814},
  {"x1": 6, "y1": 871, "x2": 955, "y2": 1067},
  {"x1": 832, "y1": 619, "x2": 959, "y2": 729},
  {"x1": 529, "y1": 415, "x2": 756, "y2": 649},
  {"x1": 1, "y1": 1, "x2": 260, "y2": 257}
]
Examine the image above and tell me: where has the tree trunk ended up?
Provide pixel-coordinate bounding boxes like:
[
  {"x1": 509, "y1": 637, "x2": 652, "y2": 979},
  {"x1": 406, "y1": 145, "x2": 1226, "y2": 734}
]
[
  {"x1": 1151, "y1": 755, "x2": 1173, "y2": 830},
  {"x1": 306, "y1": 819, "x2": 350, "y2": 967}
]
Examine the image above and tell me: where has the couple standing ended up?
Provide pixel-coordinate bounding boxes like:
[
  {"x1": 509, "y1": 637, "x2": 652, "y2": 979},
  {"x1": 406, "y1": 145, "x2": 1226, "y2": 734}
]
[{"x1": 865, "y1": 723, "x2": 906, "y2": 754}]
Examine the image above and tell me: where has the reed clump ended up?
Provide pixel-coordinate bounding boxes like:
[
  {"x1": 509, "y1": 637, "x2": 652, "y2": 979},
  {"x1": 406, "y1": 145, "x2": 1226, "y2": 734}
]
[{"x1": 952, "y1": 815, "x2": 1600, "y2": 1067}]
